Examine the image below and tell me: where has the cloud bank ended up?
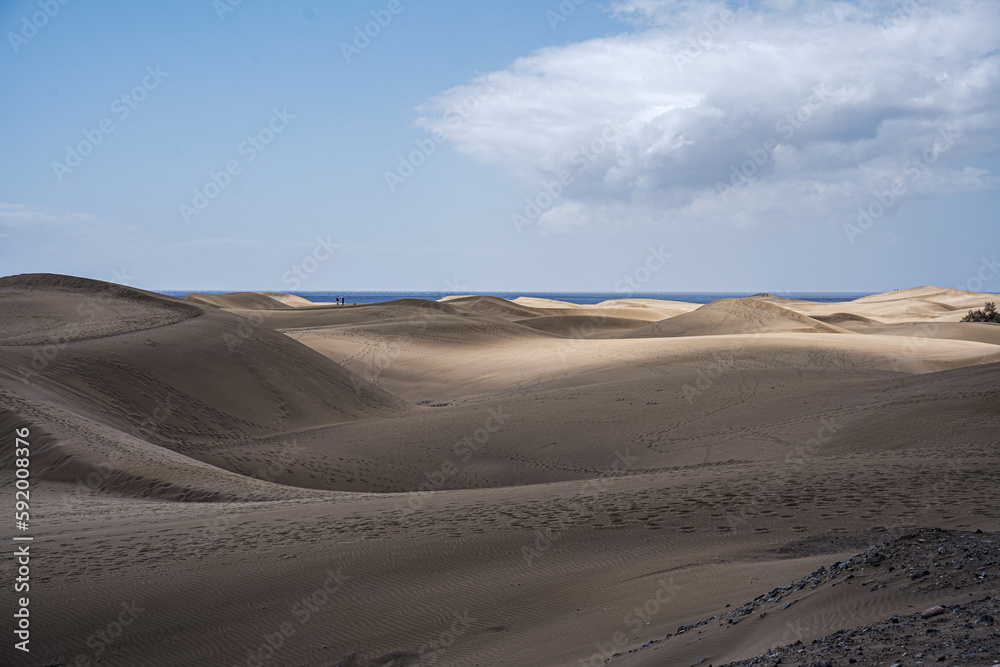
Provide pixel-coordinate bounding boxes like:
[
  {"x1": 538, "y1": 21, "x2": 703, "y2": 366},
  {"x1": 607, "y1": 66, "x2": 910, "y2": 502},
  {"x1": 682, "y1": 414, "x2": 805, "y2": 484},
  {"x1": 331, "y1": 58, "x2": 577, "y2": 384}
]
[{"x1": 418, "y1": 0, "x2": 1000, "y2": 235}]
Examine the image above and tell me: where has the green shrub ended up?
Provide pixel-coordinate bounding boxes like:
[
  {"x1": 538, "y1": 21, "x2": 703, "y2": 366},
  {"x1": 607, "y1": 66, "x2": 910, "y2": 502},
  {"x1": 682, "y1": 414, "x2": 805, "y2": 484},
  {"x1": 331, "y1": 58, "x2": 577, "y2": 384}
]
[{"x1": 962, "y1": 301, "x2": 1000, "y2": 323}]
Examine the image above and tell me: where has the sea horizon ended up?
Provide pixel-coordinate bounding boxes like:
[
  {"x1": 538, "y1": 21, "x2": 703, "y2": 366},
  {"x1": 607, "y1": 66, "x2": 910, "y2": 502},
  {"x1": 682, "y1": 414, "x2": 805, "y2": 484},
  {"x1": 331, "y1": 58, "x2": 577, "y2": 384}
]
[{"x1": 157, "y1": 290, "x2": 883, "y2": 305}]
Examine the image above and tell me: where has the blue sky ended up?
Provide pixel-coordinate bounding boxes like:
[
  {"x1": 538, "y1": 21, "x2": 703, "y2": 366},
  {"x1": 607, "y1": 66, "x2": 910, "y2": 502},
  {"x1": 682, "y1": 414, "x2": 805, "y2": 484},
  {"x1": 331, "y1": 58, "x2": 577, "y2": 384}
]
[{"x1": 1, "y1": 0, "x2": 998, "y2": 293}]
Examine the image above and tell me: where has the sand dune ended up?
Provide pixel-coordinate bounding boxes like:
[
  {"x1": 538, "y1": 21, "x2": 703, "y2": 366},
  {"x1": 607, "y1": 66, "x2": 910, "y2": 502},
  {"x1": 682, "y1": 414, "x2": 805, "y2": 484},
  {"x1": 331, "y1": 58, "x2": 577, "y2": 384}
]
[
  {"x1": 440, "y1": 293, "x2": 544, "y2": 317},
  {"x1": 0, "y1": 275, "x2": 401, "y2": 502},
  {"x1": 515, "y1": 314, "x2": 653, "y2": 338},
  {"x1": 1, "y1": 277, "x2": 998, "y2": 667},
  {"x1": 778, "y1": 285, "x2": 998, "y2": 323},
  {"x1": 183, "y1": 291, "x2": 294, "y2": 309},
  {"x1": 260, "y1": 292, "x2": 323, "y2": 307},
  {"x1": 812, "y1": 311, "x2": 882, "y2": 325},
  {"x1": 619, "y1": 298, "x2": 851, "y2": 338},
  {"x1": 852, "y1": 285, "x2": 974, "y2": 303},
  {"x1": 221, "y1": 297, "x2": 467, "y2": 332},
  {"x1": 838, "y1": 320, "x2": 1000, "y2": 346},
  {"x1": 443, "y1": 294, "x2": 690, "y2": 323},
  {"x1": 0, "y1": 273, "x2": 201, "y2": 344}
]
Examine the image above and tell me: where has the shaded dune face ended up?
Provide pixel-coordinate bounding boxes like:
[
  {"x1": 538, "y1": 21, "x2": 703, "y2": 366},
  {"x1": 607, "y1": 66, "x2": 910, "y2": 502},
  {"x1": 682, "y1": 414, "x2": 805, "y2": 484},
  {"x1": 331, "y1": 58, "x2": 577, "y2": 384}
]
[
  {"x1": 812, "y1": 312, "x2": 881, "y2": 325},
  {"x1": 0, "y1": 274, "x2": 404, "y2": 500},
  {"x1": 515, "y1": 314, "x2": 653, "y2": 338}
]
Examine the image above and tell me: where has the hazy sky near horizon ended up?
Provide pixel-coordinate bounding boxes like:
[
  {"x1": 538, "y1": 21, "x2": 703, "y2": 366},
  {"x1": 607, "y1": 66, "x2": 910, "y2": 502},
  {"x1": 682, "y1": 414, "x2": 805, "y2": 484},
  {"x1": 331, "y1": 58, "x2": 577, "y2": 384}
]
[{"x1": 1, "y1": 0, "x2": 998, "y2": 293}]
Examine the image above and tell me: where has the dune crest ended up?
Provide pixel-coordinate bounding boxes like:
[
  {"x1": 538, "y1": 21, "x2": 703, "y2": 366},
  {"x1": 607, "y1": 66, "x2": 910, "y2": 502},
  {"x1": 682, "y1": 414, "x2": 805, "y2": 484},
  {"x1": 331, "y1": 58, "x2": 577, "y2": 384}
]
[{"x1": 0, "y1": 273, "x2": 201, "y2": 345}]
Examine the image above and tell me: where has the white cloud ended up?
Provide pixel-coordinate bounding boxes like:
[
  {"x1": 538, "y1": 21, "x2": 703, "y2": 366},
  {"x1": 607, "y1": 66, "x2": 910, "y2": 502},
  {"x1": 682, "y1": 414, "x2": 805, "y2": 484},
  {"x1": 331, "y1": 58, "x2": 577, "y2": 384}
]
[{"x1": 418, "y1": 0, "x2": 1000, "y2": 233}]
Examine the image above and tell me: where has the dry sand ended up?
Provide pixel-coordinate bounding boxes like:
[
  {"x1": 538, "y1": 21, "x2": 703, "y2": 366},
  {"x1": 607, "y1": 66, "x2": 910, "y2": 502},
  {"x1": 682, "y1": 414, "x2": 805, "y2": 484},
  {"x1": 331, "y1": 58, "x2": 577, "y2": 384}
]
[{"x1": 0, "y1": 274, "x2": 998, "y2": 666}]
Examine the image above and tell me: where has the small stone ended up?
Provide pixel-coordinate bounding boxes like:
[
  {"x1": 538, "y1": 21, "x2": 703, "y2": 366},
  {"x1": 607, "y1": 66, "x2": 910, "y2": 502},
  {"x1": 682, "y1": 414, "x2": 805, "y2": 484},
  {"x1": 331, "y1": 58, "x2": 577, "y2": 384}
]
[
  {"x1": 921, "y1": 605, "x2": 946, "y2": 618},
  {"x1": 975, "y1": 614, "x2": 994, "y2": 625}
]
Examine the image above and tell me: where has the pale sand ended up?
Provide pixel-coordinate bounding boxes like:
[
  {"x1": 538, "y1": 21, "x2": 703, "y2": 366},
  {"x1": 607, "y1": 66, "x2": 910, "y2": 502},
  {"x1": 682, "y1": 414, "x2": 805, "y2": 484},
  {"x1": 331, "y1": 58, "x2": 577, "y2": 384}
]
[{"x1": 0, "y1": 274, "x2": 998, "y2": 666}]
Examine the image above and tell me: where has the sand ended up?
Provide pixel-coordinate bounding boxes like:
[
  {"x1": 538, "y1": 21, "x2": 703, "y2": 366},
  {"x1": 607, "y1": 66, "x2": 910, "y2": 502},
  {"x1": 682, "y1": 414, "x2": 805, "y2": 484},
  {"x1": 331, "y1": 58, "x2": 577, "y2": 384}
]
[{"x1": 0, "y1": 274, "x2": 998, "y2": 666}]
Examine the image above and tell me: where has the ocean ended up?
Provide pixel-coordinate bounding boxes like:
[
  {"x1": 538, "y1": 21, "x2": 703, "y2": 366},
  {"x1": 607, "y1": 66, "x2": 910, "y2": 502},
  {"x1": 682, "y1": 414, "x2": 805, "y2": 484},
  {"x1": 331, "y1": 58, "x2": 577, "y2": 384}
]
[{"x1": 157, "y1": 290, "x2": 876, "y2": 305}]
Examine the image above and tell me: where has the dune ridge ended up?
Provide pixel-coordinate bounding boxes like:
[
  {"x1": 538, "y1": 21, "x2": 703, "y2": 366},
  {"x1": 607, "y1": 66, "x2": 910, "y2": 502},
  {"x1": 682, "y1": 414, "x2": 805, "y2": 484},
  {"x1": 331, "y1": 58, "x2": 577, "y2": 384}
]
[{"x1": 619, "y1": 297, "x2": 853, "y2": 338}]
